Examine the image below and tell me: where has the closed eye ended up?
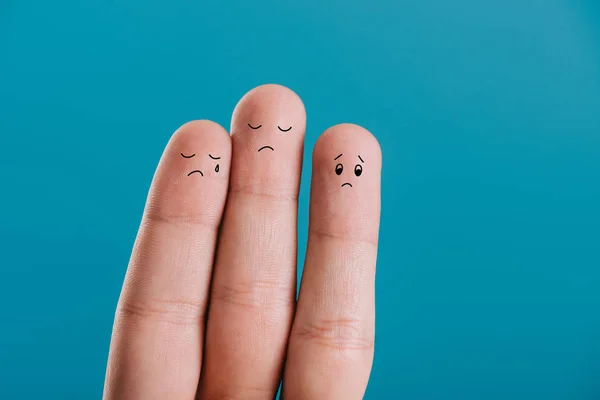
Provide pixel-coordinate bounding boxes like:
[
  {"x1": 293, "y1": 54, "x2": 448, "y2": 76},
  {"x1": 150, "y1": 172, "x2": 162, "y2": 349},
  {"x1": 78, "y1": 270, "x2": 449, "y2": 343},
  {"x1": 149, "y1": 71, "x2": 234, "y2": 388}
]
[
  {"x1": 248, "y1": 123, "x2": 262, "y2": 129},
  {"x1": 278, "y1": 126, "x2": 292, "y2": 132},
  {"x1": 181, "y1": 153, "x2": 195, "y2": 158}
]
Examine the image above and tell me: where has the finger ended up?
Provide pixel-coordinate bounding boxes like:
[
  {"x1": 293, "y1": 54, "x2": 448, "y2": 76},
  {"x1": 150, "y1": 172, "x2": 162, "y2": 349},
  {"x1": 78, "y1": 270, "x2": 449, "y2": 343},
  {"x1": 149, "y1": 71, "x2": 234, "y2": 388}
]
[
  {"x1": 282, "y1": 124, "x2": 382, "y2": 400},
  {"x1": 103, "y1": 121, "x2": 231, "y2": 400},
  {"x1": 199, "y1": 84, "x2": 306, "y2": 399}
]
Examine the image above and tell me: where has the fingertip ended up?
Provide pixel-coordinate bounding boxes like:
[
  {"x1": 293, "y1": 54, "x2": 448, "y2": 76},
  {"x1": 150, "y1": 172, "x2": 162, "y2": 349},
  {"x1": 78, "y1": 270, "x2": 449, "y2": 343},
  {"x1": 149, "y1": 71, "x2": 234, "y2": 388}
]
[
  {"x1": 231, "y1": 84, "x2": 306, "y2": 137},
  {"x1": 232, "y1": 84, "x2": 305, "y2": 115},
  {"x1": 309, "y1": 123, "x2": 382, "y2": 242},
  {"x1": 313, "y1": 124, "x2": 381, "y2": 170},
  {"x1": 228, "y1": 84, "x2": 306, "y2": 197},
  {"x1": 146, "y1": 120, "x2": 232, "y2": 226},
  {"x1": 168, "y1": 120, "x2": 232, "y2": 157}
]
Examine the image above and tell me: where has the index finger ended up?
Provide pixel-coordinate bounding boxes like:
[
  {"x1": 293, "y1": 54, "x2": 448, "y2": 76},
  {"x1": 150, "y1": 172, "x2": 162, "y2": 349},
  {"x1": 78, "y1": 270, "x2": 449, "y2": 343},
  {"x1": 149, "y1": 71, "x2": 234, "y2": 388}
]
[{"x1": 103, "y1": 120, "x2": 231, "y2": 400}]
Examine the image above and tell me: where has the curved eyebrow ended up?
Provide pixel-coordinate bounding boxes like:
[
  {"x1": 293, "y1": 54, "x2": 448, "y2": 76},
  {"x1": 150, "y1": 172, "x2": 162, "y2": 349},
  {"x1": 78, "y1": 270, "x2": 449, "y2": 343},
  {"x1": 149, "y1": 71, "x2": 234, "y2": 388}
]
[
  {"x1": 358, "y1": 155, "x2": 364, "y2": 163},
  {"x1": 181, "y1": 153, "x2": 196, "y2": 158},
  {"x1": 334, "y1": 154, "x2": 343, "y2": 160},
  {"x1": 208, "y1": 154, "x2": 220, "y2": 160}
]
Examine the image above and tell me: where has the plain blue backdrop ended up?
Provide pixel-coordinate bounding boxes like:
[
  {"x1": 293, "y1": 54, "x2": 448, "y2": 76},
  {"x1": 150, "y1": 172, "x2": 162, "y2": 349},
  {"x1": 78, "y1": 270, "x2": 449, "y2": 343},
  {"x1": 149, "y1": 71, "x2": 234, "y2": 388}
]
[{"x1": 1, "y1": 0, "x2": 599, "y2": 398}]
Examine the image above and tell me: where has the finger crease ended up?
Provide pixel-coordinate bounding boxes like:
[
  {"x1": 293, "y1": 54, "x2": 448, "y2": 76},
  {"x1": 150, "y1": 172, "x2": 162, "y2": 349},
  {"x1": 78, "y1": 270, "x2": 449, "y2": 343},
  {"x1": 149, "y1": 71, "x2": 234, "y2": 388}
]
[
  {"x1": 117, "y1": 298, "x2": 206, "y2": 327},
  {"x1": 309, "y1": 229, "x2": 378, "y2": 246},
  {"x1": 293, "y1": 317, "x2": 374, "y2": 352}
]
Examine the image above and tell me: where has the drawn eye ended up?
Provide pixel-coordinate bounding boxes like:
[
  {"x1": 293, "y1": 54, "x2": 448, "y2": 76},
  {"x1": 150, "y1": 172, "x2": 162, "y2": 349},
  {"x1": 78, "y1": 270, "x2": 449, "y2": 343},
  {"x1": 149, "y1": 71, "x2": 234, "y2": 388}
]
[
  {"x1": 354, "y1": 164, "x2": 362, "y2": 177},
  {"x1": 181, "y1": 153, "x2": 195, "y2": 158},
  {"x1": 248, "y1": 123, "x2": 262, "y2": 129},
  {"x1": 215, "y1": 164, "x2": 219, "y2": 173},
  {"x1": 278, "y1": 126, "x2": 292, "y2": 132},
  {"x1": 335, "y1": 163, "x2": 343, "y2": 175}
]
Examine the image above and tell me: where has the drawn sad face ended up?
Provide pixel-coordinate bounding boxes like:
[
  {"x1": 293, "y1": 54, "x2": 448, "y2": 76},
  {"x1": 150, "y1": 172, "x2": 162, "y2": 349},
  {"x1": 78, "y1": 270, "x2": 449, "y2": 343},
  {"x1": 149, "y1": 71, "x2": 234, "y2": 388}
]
[
  {"x1": 333, "y1": 153, "x2": 365, "y2": 188},
  {"x1": 181, "y1": 152, "x2": 222, "y2": 177}
]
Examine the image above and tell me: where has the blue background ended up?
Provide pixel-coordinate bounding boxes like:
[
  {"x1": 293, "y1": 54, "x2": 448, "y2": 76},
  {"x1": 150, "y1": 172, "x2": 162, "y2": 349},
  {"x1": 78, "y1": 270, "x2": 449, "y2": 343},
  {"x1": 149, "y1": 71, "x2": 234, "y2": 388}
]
[{"x1": 1, "y1": 0, "x2": 599, "y2": 398}]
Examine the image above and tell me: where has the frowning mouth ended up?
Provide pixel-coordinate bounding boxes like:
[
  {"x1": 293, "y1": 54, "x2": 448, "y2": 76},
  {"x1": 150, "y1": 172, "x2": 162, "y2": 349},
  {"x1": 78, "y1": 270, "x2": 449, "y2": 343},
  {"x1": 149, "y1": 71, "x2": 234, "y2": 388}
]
[
  {"x1": 258, "y1": 146, "x2": 274, "y2": 152},
  {"x1": 341, "y1": 182, "x2": 352, "y2": 188}
]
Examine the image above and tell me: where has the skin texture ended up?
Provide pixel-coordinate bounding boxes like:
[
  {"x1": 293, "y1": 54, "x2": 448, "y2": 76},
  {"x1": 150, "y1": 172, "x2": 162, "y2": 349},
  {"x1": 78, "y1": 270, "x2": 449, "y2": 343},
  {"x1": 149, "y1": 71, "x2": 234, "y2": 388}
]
[
  {"x1": 282, "y1": 124, "x2": 381, "y2": 400},
  {"x1": 199, "y1": 85, "x2": 306, "y2": 398},
  {"x1": 103, "y1": 85, "x2": 382, "y2": 400},
  {"x1": 103, "y1": 120, "x2": 231, "y2": 400}
]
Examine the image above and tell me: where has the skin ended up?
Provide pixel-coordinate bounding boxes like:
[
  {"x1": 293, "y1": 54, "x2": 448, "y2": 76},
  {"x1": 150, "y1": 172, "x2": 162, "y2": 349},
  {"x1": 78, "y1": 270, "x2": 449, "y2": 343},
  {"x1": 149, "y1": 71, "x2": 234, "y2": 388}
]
[{"x1": 103, "y1": 85, "x2": 382, "y2": 400}]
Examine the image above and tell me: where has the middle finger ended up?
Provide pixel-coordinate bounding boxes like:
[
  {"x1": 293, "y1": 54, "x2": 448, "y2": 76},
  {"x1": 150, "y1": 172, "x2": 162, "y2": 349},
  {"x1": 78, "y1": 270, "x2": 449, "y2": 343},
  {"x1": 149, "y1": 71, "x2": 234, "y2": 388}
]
[{"x1": 199, "y1": 84, "x2": 306, "y2": 398}]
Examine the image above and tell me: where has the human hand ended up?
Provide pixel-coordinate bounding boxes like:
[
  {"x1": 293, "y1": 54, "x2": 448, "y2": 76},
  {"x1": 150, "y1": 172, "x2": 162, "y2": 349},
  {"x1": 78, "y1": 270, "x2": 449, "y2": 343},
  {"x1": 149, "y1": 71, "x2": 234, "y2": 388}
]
[{"x1": 103, "y1": 84, "x2": 382, "y2": 400}]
